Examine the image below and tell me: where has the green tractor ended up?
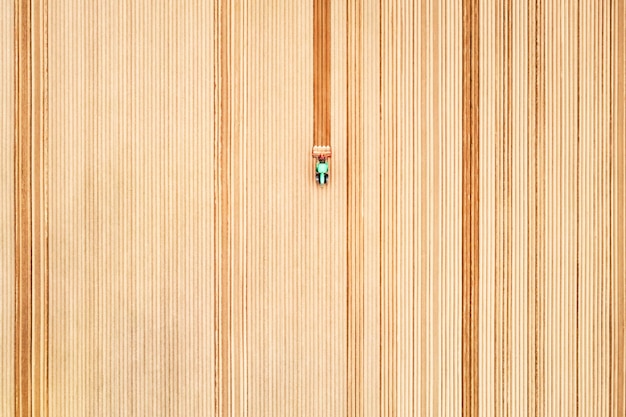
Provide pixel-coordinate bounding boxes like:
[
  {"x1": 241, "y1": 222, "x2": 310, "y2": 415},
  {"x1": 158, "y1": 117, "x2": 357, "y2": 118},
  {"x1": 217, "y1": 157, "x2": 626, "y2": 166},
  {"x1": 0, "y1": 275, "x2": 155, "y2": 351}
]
[
  {"x1": 311, "y1": 145, "x2": 331, "y2": 187},
  {"x1": 315, "y1": 159, "x2": 329, "y2": 186}
]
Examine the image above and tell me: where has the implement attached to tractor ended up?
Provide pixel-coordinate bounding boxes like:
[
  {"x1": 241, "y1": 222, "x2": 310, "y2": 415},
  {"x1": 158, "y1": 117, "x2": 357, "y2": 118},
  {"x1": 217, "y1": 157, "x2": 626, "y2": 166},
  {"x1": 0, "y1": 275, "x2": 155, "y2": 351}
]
[{"x1": 312, "y1": 146, "x2": 332, "y2": 187}]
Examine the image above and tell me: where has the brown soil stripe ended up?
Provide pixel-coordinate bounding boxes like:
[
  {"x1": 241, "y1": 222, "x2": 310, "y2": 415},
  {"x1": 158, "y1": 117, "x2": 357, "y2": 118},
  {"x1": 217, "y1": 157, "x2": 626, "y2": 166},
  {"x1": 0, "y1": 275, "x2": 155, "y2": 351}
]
[
  {"x1": 14, "y1": 0, "x2": 49, "y2": 415},
  {"x1": 15, "y1": 0, "x2": 33, "y2": 416},
  {"x1": 462, "y1": 0, "x2": 479, "y2": 415},
  {"x1": 314, "y1": 0, "x2": 331, "y2": 147}
]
